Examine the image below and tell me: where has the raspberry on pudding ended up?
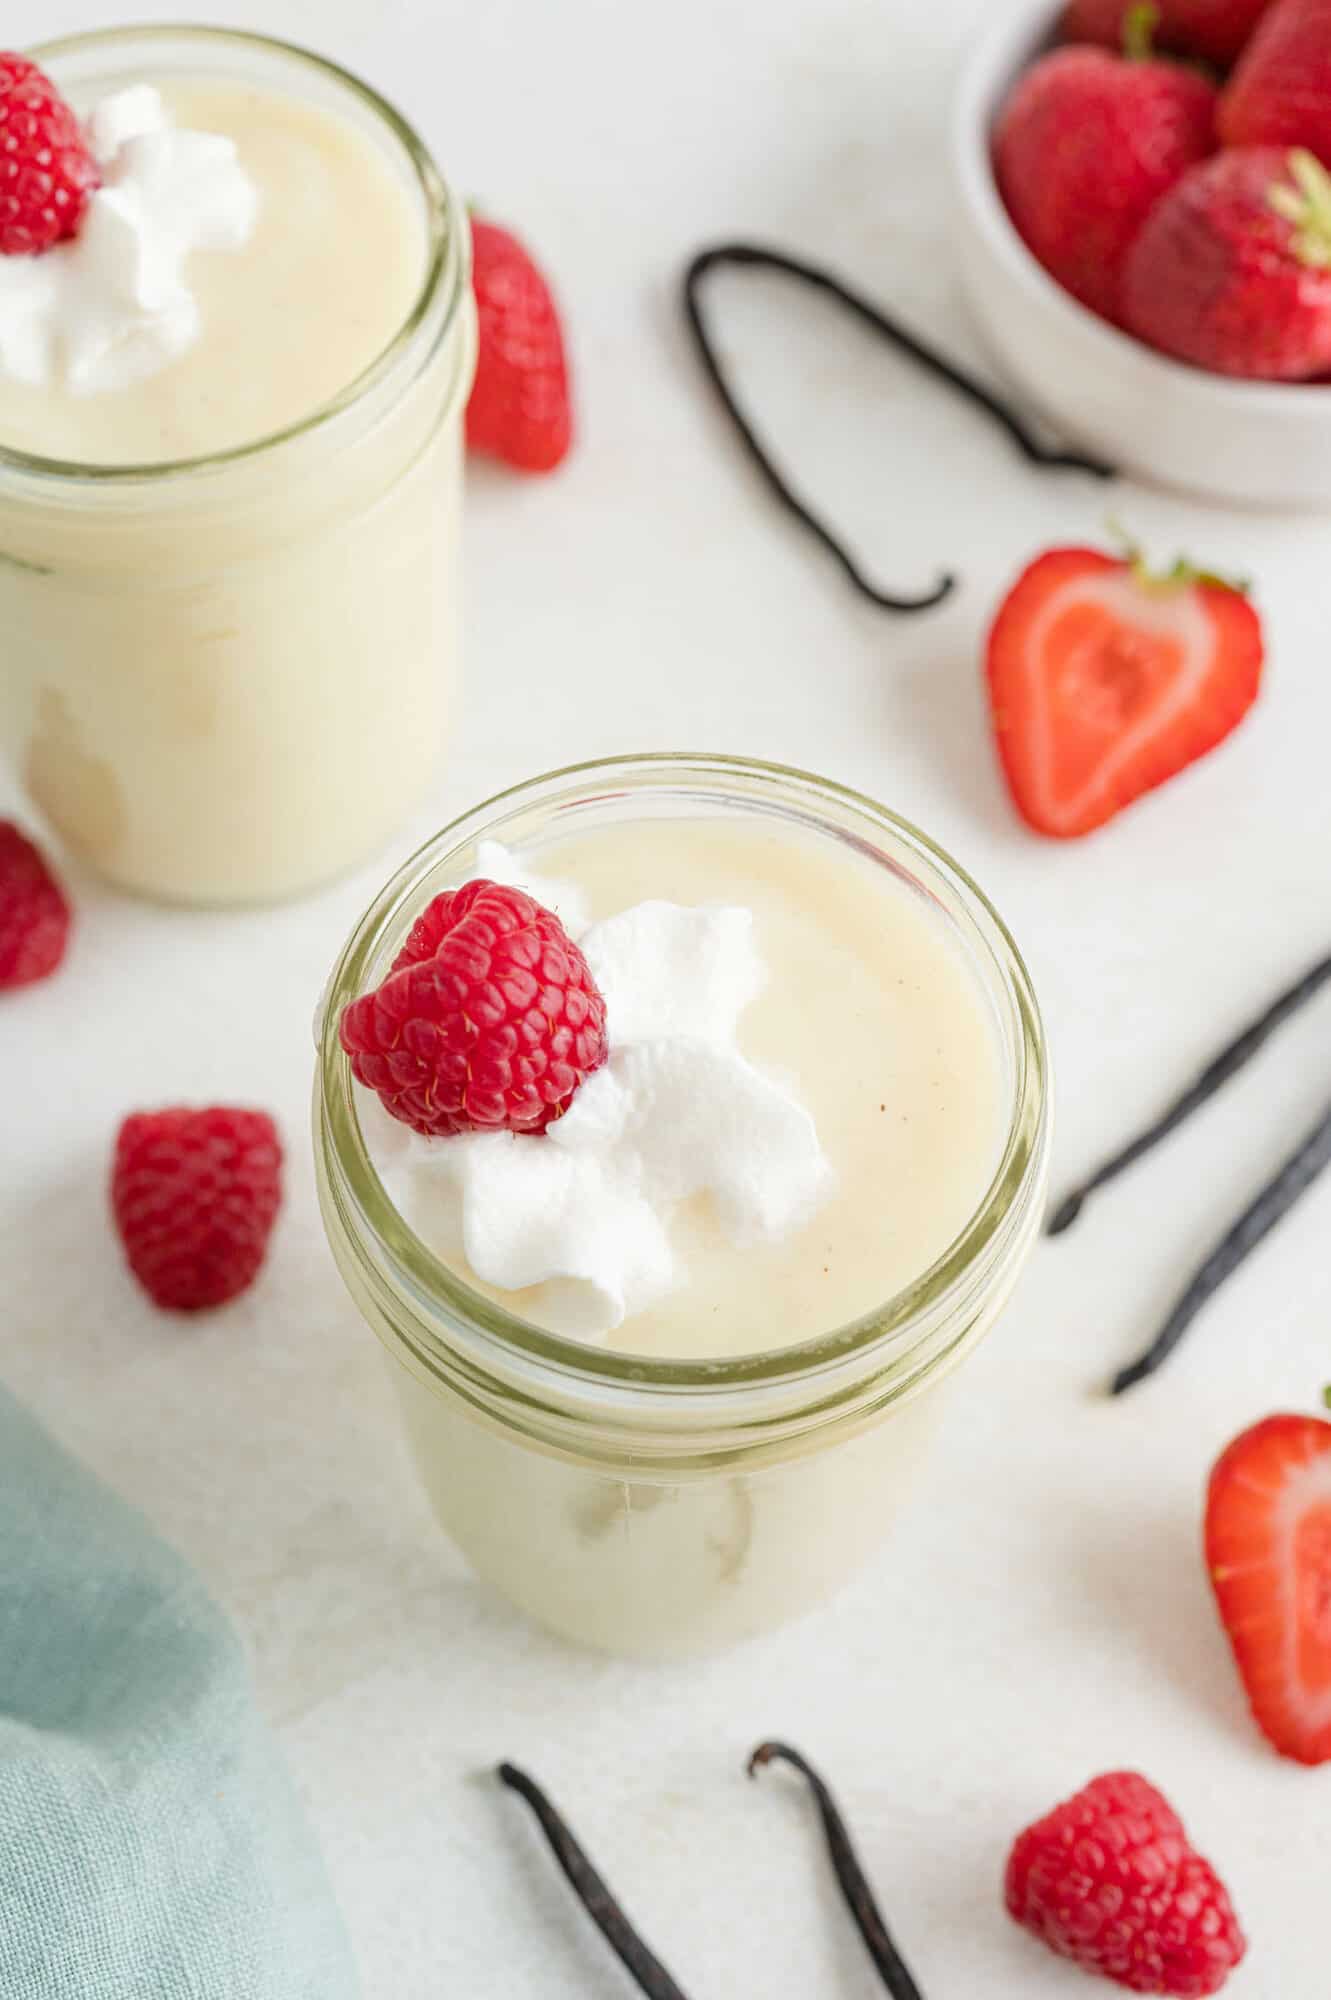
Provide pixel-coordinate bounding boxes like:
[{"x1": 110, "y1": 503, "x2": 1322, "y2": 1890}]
[
  {"x1": 342, "y1": 882, "x2": 608, "y2": 1138},
  {"x1": 0, "y1": 54, "x2": 99, "y2": 254}
]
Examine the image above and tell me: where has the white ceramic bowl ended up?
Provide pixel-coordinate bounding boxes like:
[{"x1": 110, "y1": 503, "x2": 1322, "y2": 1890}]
[{"x1": 952, "y1": 0, "x2": 1331, "y2": 509}]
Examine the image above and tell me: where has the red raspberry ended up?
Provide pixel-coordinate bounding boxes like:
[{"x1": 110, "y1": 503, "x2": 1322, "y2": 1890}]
[
  {"x1": 466, "y1": 218, "x2": 573, "y2": 473},
  {"x1": 0, "y1": 54, "x2": 99, "y2": 257},
  {"x1": 112, "y1": 1107, "x2": 283, "y2": 1312},
  {"x1": 0, "y1": 820, "x2": 71, "y2": 988},
  {"x1": 340, "y1": 880, "x2": 607, "y2": 1138},
  {"x1": 1005, "y1": 1772, "x2": 1246, "y2": 1996}
]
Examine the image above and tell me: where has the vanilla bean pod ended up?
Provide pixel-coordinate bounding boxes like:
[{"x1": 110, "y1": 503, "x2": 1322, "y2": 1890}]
[
  {"x1": 1112, "y1": 1095, "x2": 1331, "y2": 1394},
  {"x1": 1049, "y1": 946, "x2": 1331, "y2": 1236},
  {"x1": 683, "y1": 242, "x2": 1112, "y2": 617},
  {"x1": 497, "y1": 1763, "x2": 691, "y2": 2000},
  {"x1": 749, "y1": 1741, "x2": 926, "y2": 1997}
]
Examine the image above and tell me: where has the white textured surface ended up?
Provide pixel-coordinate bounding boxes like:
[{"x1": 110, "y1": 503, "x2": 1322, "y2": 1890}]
[{"x1": 4, "y1": 1, "x2": 1331, "y2": 1994}]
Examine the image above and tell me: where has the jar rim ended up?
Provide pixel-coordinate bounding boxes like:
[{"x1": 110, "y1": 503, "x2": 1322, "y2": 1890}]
[
  {"x1": 315, "y1": 753, "x2": 1052, "y2": 1420},
  {"x1": 0, "y1": 24, "x2": 463, "y2": 486}
]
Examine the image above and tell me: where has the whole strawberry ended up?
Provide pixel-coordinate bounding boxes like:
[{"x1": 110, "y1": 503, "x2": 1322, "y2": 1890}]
[
  {"x1": 1006, "y1": 1772, "x2": 1246, "y2": 1995},
  {"x1": 994, "y1": 14, "x2": 1218, "y2": 323},
  {"x1": 1220, "y1": 0, "x2": 1331, "y2": 166},
  {"x1": 0, "y1": 820, "x2": 71, "y2": 988},
  {"x1": 466, "y1": 218, "x2": 572, "y2": 473},
  {"x1": 340, "y1": 880, "x2": 607, "y2": 1138},
  {"x1": 112, "y1": 1107, "x2": 283, "y2": 1312},
  {"x1": 1122, "y1": 145, "x2": 1331, "y2": 376},
  {"x1": 1063, "y1": 0, "x2": 1273, "y2": 68},
  {"x1": 0, "y1": 53, "x2": 98, "y2": 256}
]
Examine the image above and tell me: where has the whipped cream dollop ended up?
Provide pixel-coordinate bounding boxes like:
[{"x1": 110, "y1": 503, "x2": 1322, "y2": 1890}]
[
  {"x1": 0, "y1": 86, "x2": 258, "y2": 395},
  {"x1": 362, "y1": 845, "x2": 834, "y2": 1340}
]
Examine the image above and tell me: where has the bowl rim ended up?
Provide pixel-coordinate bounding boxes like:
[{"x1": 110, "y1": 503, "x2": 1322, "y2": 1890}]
[{"x1": 951, "y1": 0, "x2": 1331, "y2": 411}]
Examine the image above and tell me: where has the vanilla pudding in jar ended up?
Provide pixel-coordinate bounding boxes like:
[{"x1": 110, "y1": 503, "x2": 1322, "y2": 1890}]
[
  {"x1": 0, "y1": 29, "x2": 475, "y2": 904},
  {"x1": 315, "y1": 755, "x2": 1050, "y2": 1658}
]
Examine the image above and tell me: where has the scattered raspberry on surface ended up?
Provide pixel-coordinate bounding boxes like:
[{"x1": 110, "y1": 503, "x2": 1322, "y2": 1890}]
[
  {"x1": 1005, "y1": 1771, "x2": 1246, "y2": 1996},
  {"x1": 112, "y1": 1107, "x2": 284, "y2": 1312},
  {"x1": 341, "y1": 880, "x2": 607, "y2": 1138},
  {"x1": 0, "y1": 54, "x2": 99, "y2": 256},
  {"x1": 0, "y1": 820, "x2": 71, "y2": 989},
  {"x1": 466, "y1": 218, "x2": 573, "y2": 473}
]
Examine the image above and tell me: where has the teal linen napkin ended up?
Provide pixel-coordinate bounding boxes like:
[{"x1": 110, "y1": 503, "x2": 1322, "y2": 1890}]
[{"x1": 0, "y1": 1383, "x2": 357, "y2": 1999}]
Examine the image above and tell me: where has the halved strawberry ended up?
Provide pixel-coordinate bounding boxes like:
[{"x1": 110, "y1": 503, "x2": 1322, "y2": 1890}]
[
  {"x1": 984, "y1": 545, "x2": 1263, "y2": 838},
  {"x1": 1206, "y1": 1412, "x2": 1331, "y2": 1766}
]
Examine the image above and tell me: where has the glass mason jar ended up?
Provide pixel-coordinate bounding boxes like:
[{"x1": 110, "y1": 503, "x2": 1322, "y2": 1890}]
[
  {"x1": 0, "y1": 29, "x2": 475, "y2": 906},
  {"x1": 314, "y1": 755, "x2": 1051, "y2": 1659}
]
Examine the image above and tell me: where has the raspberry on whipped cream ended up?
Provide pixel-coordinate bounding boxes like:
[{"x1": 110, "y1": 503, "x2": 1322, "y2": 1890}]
[
  {"x1": 0, "y1": 82, "x2": 257, "y2": 393},
  {"x1": 352, "y1": 844, "x2": 834, "y2": 1340},
  {"x1": 341, "y1": 875, "x2": 609, "y2": 1138},
  {"x1": 0, "y1": 54, "x2": 100, "y2": 256}
]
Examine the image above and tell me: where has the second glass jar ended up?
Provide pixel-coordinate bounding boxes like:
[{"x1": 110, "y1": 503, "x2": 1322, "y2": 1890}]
[{"x1": 0, "y1": 28, "x2": 475, "y2": 905}]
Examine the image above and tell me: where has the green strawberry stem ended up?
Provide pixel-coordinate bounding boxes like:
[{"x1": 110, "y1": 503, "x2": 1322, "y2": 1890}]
[
  {"x1": 1122, "y1": 2, "x2": 1160, "y2": 60},
  {"x1": 1269, "y1": 150, "x2": 1331, "y2": 270},
  {"x1": 1106, "y1": 519, "x2": 1249, "y2": 596}
]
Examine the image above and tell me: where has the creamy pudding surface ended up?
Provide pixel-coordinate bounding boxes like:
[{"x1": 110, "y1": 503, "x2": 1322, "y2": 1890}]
[
  {"x1": 0, "y1": 79, "x2": 427, "y2": 463},
  {"x1": 363, "y1": 817, "x2": 1009, "y2": 1362}
]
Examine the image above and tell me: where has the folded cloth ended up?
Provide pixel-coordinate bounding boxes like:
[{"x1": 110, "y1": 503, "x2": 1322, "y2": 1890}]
[{"x1": 0, "y1": 1383, "x2": 357, "y2": 1999}]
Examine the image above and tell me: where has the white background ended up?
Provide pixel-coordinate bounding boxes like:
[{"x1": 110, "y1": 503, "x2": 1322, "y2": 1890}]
[{"x1": 5, "y1": 1, "x2": 1330, "y2": 1993}]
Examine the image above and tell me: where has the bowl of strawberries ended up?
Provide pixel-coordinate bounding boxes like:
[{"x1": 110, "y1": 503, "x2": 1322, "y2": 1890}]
[{"x1": 953, "y1": 0, "x2": 1331, "y2": 506}]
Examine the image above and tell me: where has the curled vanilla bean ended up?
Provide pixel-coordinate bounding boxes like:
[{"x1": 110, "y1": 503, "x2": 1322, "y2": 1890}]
[
  {"x1": 683, "y1": 242, "x2": 1113, "y2": 617},
  {"x1": 749, "y1": 1742, "x2": 925, "y2": 1997},
  {"x1": 497, "y1": 1763, "x2": 691, "y2": 2000},
  {"x1": 1049, "y1": 946, "x2": 1331, "y2": 1236},
  {"x1": 1111, "y1": 1096, "x2": 1331, "y2": 1394}
]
